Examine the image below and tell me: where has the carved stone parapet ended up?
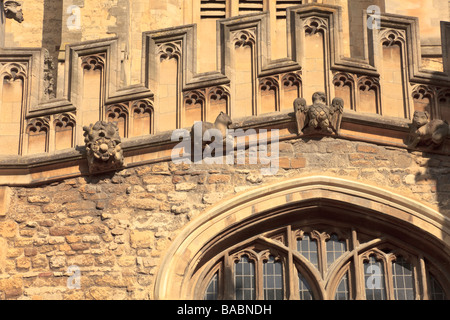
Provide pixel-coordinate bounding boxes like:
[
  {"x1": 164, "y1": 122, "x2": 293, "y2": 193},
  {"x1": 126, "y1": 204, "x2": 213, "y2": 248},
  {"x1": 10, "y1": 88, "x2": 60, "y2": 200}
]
[
  {"x1": 83, "y1": 121, "x2": 124, "y2": 174},
  {"x1": 406, "y1": 111, "x2": 449, "y2": 149},
  {"x1": 293, "y1": 92, "x2": 344, "y2": 135}
]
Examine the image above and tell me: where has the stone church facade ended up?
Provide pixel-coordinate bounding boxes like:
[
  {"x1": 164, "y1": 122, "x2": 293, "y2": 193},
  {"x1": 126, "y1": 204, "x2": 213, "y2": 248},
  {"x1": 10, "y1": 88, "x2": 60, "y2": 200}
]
[{"x1": 0, "y1": 0, "x2": 449, "y2": 300}]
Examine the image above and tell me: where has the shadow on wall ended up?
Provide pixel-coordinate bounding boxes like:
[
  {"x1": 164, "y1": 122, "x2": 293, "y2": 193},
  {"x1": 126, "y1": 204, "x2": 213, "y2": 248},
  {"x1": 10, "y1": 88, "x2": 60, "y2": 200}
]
[{"x1": 413, "y1": 152, "x2": 450, "y2": 216}]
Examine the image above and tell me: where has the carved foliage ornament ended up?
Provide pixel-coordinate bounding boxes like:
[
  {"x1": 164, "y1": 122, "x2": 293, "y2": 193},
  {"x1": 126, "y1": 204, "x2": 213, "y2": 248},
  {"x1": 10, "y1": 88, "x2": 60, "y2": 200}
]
[
  {"x1": 293, "y1": 92, "x2": 344, "y2": 135},
  {"x1": 3, "y1": 1, "x2": 24, "y2": 23},
  {"x1": 83, "y1": 121, "x2": 124, "y2": 174}
]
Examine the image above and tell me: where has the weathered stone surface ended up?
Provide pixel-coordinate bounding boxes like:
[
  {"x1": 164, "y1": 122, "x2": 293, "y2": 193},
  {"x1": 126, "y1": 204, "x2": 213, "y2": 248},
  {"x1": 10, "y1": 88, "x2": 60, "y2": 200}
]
[
  {"x1": 130, "y1": 230, "x2": 155, "y2": 249},
  {"x1": 0, "y1": 277, "x2": 23, "y2": 298},
  {"x1": 0, "y1": 220, "x2": 18, "y2": 238}
]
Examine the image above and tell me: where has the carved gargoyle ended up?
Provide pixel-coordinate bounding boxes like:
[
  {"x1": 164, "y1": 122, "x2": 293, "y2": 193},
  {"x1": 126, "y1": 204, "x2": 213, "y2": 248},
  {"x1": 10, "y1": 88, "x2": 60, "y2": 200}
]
[
  {"x1": 407, "y1": 111, "x2": 449, "y2": 149},
  {"x1": 293, "y1": 92, "x2": 344, "y2": 135},
  {"x1": 191, "y1": 111, "x2": 233, "y2": 152},
  {"x1": 83, "y1": 121, "x2": 124, "y2": 174},
  {"x1": 3, "y1": 1, "x2": 24, "y2": 23}
]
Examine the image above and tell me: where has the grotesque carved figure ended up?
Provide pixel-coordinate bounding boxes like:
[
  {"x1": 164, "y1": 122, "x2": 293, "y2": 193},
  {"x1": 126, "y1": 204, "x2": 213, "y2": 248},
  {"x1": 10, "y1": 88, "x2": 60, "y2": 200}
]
[
  {"x1": 3, "y1": 1, "x2": 24, "y2": 23},
  {"x1": 293, "y1": 92, "x2": 344, "y2": 135},
  {"x1": 407, "y1": 111, "x2": 449, "y2": 149},
  {"x1": 83, "y1": 121, "x2": 124, "y2": 174},
  {"x1": 293, "y1": 97, "x2": 308, "y2": 135},
  {"x1": 191, "y1": 111, "x2": 233, "y2": 152}
]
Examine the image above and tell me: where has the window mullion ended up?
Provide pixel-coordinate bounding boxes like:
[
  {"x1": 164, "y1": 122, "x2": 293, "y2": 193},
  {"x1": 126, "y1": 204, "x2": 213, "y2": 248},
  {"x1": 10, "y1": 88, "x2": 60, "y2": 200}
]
[
  {"x1": 419, "y1": 255, "x2": 429, "y2": 300},
  {"x1": 287, "y1": 226, "x2": 299, "y2": 300},
  {"x1": 256, "y1": 257, "x2": 264, "y2": 300},
  {"x1": 311, "y1": 231, "x2": 329, "y2": 279},
  {"x1": 224, "y1": 252, "x2": 235, "y2": 300},
  {"x1": 385, "y1": 255, "x2": 395, "y2": 300},
  {"x1": 352, "y1": 229, "x2": 365, "y2": 300}
]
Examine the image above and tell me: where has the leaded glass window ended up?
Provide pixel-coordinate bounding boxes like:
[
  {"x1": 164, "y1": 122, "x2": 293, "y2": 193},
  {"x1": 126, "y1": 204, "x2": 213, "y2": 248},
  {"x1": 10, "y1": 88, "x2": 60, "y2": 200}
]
[
  {"x1": 263, "y1": 256, "x2": 284, "y2": 300},
  {"x1": 429, "y1": 274, "x2": 446, "y2": 300},
  {"x1": 200, "y1": 224, "x2": 448, "y2": 300},
  {"x1": 392, "y1": 257, "x2": 415, "y2": 300},
  {"x1": 298, "y1": 272, "x2": 314, "y2": 300},
  {"x1": 297, "y1": 234, "x2": 318, "y2": 269},
  {"x1": 364, "y1": 256, "x2": 386, "y2": 300},
  {"x1": 235, "y1": 255, "x2": 256, "y2": 300},
  {"x1": 335, "y1": 272, "x2": 350, "y2": 300},
  {"x1": 326, "y1": 234, "x2": 347, "y2": 267},
  {"x1": 204, "y1": 272, "x2": 218, "y2": 300}
]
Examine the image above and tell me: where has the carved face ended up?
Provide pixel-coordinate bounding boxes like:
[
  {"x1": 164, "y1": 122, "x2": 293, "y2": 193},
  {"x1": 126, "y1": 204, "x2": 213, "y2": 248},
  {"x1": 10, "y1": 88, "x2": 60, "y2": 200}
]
[
  {"x1": 4, "y1": 1, "x2": 24, "y2": 23},
  {"x1": 293, "y1": 97, "x2": 307, "y2": 113},
  {"x1": 312, "y1": 92, "x2": 326, "y2": 104},
  {"x1": 412, "y1": 111, "x2": 429, "y2": 127}
]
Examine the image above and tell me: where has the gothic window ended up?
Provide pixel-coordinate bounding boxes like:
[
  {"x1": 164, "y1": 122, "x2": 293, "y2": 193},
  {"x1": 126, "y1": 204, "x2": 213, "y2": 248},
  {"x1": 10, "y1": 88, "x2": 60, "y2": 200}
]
[
  {"x1": 363, "y1": 255, "x2": 387, "y2": 300},
  {"x1": 204, "y1": 272, "x2": 219, "y2": 300},
  {"x1": 326, "y1": 234, "x2": 347, "y2": 267},
  {"x1": 335, "y1": 272, "x2": 350, "y2": 300},
  {"x1": 392, "y1": 257, "x2": 415, "y2": 300},
  {"x1": 198, "y1": 223, "x2": 448, "y2": 300},
  {"x1": 298, "y1": 272, "x2": 314, "y2": 300},
  {"x1": 429, "y1": 274, "x2": 446, "y2": 300},
  {"x1": 296, "y1": 233, "x2": 318, "y2": 269},
  {"x1": 263, "y1": 256, "x2": 284, "y2": 300},
  {"x1": 234, "y1": 255, "x2": 256, "y2": 300}
]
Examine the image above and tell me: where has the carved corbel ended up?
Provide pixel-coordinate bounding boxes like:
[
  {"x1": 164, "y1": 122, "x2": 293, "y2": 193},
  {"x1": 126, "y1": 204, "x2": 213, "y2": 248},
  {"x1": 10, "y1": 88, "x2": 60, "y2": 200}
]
[
  {"x1": 3, "y1": 1, "x2": 24, "y2": 23},
  {"x1": 83, "y1": 121, "x2": 124, "y2": 174},
  {"x1": 293, "y1": 92, "x2": 344, "y2": 136}
]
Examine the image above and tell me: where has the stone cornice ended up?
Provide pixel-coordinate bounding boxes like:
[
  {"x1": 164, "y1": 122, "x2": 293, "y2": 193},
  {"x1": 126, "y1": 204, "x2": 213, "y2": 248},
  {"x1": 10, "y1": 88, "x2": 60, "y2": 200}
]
[{"x1": 0, "y1": 111, "x2": 448, "y2": 186}]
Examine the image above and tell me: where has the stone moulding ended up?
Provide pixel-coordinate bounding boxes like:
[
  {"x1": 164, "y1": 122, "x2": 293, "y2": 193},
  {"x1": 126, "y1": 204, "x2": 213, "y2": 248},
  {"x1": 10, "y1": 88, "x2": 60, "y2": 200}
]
[{"x1": 0, "y1": 111, "x2": 449, "y2": 186}]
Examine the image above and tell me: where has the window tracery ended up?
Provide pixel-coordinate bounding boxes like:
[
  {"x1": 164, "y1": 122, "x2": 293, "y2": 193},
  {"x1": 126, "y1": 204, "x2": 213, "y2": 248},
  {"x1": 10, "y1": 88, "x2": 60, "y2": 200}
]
[{"x1": 198, "y1": 224, "x2": 448, "y2": 300}]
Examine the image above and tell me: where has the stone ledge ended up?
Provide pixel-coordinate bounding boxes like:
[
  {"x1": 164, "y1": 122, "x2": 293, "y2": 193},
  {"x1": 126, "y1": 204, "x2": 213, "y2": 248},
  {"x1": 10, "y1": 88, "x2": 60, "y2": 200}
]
[{"x1": 0, "y1": 111, "x2": 448, "y2": 186}]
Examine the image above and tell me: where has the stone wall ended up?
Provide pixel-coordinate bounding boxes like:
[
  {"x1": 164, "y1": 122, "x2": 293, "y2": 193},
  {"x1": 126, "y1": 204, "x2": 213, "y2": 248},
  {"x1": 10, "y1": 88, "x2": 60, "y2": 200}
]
[{"x1": 0, "y1": 136, "x2": 449, "y2": 299}]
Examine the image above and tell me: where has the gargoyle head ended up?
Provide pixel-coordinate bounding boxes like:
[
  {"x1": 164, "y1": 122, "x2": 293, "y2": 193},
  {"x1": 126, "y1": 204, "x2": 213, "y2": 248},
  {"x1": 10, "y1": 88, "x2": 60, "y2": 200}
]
[
  {"x1": 412, "y1": 111, "x2": 430, "y2": 128},
  {"x1": 4, "y1": 1, "x2": 24, "y2": 23},
  {"x1": 312, "y1": 92, "x2": 327, "y2": 105}
]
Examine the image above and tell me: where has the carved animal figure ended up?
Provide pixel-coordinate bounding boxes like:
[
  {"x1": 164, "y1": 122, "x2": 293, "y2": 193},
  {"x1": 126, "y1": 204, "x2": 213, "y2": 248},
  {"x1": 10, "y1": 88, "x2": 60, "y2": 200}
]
[
  {"x1": 293, "y1": 92, "x2": 344, "y2": 135},
  {"x1": 4, "y1": 1, "x2": 24, "y2": 23},
  {"x1": 83, "y1": 121, "x2": 124, "y2": 173},
  {"x1": 308, "y1": 92, "x2": 332, "y2": 132},
  {"x1": 407, "y1": 111, "x2": 449, "y2": 149},
  {"x1": 191, "y1": 111, "x2": 233, "y2": 149},
  {"x1": 293, "y1": 97, "x2": 307, "y2": 135}
]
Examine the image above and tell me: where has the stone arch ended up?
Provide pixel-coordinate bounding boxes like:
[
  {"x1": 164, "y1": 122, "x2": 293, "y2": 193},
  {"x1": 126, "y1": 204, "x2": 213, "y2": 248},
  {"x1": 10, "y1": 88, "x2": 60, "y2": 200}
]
[{"x1": 153, "y1": 175, "x2": 450, "y2": 299}]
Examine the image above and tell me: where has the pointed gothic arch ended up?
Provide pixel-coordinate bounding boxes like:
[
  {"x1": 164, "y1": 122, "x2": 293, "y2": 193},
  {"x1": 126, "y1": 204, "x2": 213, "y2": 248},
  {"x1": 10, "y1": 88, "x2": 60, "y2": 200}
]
[{"x1": 154, "y1": 175, "x2": 450, "y2": 300}]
